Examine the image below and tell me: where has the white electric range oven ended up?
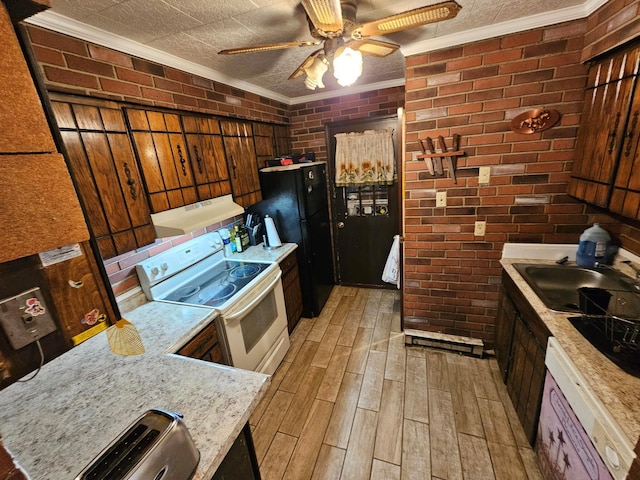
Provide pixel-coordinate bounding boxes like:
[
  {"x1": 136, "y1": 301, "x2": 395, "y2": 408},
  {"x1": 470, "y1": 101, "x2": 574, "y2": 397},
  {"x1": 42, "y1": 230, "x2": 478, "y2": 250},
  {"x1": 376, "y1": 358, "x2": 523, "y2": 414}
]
[{"x1": 135, "y1": 231, "x2": 289, "y2": 375}]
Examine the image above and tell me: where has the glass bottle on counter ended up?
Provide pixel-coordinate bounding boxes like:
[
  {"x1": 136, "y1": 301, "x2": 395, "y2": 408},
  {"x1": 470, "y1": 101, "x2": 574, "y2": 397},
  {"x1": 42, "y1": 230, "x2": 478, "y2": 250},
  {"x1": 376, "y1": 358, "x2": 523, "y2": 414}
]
[{"x1": 234, "y1": 225, "x2": 243, "y2": 252}]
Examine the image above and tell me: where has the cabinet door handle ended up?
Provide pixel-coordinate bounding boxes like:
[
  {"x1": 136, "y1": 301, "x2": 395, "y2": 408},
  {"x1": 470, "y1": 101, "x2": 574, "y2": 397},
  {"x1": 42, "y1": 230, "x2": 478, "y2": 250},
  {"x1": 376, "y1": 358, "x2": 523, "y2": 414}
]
[
  {"x1": 608, "y1": 113, "x2": 621, "y2": 154},
  {"x1": 625, "y1": 111, "x2": 638, "y2": 157},
  {"x1": 231, "y1": 154, "x2": 237, "y2": 179},
  {"x1": 193, "y1": 145, "x2": 203, "y2": 173},
  {"x1": 177, "y1": 144, "x2": 187, "y2": 176},
  {"x1": 123, "y1": 162, "x2": 137, "y2": 201}
]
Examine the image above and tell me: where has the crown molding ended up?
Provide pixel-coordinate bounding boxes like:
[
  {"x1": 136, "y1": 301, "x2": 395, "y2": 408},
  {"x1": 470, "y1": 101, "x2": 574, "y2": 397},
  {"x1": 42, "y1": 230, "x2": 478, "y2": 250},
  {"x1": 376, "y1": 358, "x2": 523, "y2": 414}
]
[
  {"x1": 25, "y1": 11, "x2": 293, "y2": 104},
  {"x1": 402, "y1": 0, "x2": 609, "y2": 57},
  {"x1": 27, "y1": 0, "x2": 607, "y2": 106}
]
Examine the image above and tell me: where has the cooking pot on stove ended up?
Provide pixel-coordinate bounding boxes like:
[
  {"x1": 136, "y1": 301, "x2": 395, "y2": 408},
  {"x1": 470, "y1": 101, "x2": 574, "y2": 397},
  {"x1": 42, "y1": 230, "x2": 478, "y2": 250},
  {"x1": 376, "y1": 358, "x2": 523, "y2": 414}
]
[{"x1": 75, "y1": 409, "x2": 199, "y2": 480}]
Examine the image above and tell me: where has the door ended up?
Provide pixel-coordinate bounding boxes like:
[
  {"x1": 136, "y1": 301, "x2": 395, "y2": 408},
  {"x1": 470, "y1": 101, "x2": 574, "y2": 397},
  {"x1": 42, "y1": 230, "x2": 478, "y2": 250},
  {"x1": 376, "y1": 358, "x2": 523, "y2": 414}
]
[
  {"x1": 327, "y1": 116, "x2": 400, "y2": 287},
  {"x1": 221, "y1": 120, "x2": 262, "y2": 207}
]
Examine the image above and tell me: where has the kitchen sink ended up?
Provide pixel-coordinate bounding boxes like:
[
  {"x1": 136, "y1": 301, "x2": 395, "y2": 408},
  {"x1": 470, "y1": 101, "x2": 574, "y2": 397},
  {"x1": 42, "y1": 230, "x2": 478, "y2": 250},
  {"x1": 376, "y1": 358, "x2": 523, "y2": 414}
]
[{"x1": 512, "y1": 263, "x2": 639, "y2": 313}]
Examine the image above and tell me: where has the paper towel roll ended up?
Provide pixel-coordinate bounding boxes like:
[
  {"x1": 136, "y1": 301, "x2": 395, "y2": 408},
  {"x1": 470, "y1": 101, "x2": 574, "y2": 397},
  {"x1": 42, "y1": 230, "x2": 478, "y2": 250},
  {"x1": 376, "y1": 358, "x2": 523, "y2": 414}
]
[{"x1": 264, "y1": 215, "x2": 282, "y2": 248}]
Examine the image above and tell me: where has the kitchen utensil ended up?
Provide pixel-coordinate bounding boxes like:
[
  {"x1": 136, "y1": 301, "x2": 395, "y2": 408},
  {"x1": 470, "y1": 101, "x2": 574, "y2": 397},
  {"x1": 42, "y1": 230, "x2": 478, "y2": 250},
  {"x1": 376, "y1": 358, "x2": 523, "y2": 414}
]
[
  {"x1": 418, "y1": 139, "x2": 434, "y2": 175},
  {"x1": 106, "y1": 318, "x2": 145, "y2": 356},
  {"x1": 425, "y1": 137, "x2": 443, "y2": 174},
  {"x1": 75, "y1": 409, "x2": 199, "y2": 480}
]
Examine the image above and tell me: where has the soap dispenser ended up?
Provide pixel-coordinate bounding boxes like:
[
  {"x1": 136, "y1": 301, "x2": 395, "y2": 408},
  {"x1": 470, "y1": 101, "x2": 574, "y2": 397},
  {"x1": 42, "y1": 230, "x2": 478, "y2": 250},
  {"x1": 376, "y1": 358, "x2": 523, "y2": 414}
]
[{"x1": 576, "y1": 223, "x2": 610, "y2": 268}]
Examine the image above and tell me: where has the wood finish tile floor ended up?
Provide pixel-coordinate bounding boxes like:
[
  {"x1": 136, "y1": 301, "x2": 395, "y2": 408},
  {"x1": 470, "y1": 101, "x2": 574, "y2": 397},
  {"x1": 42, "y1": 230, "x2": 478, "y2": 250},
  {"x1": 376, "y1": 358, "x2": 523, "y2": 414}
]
[{"x1": 250, "y1": 286, "x2": 544, "y2": 480}]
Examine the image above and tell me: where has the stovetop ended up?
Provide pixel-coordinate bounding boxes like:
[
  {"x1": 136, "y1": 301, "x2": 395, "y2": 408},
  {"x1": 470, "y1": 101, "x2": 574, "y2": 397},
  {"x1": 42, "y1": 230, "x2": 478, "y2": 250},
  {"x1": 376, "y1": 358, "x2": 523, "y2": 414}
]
[
  {"x1": 162, "y1": 260, "x2": 270, "y2": 308},
  {"x1": 135, "y1": 231, "x2": 274, "y2": 310}
]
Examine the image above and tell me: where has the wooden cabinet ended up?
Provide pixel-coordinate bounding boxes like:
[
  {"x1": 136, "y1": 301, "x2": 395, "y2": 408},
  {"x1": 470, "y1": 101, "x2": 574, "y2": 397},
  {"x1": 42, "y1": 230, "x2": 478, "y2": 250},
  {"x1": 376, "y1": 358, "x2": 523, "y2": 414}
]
[
  {"x1": 125, "y1": 108, "x2": 198, "y2": 213},
  {"x1": 41, "y1": 241, "x2": 116, "y2": 344},
  {"x1": 181, "y1": 115, "x2": 232, "y2": 201},
  {"x1": 221, "y1": 120, "x2": 262, "y2": 207},
  {"x1": 273, "y1": 124, "x2": 292, "y2": 156},
  {"x1": 569, "y1": 45, "x2": 640, "y2": 219},
  {"x1": 51, "y1": 99, "x2": 156, "y2": 259},
  {"x1": 253, "y1": 122, "x2": 276, "y2": 171},
  {"x1": 494, "y1": 270, "x2": 550, "y2": 445},
  {"x1": 176, "y1": 321, "x2": 224, "y2": 364},
  {"x1": 280, "y1": 250, "x2": 303, "y2": 333}
]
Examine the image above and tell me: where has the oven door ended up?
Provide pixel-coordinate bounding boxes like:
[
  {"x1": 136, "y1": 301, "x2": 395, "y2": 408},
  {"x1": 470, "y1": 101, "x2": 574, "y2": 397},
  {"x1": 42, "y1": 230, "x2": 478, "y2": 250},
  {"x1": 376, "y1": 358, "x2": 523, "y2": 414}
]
[{"x1": 216, "y1": 269, "x2": 289, "y2": 375}]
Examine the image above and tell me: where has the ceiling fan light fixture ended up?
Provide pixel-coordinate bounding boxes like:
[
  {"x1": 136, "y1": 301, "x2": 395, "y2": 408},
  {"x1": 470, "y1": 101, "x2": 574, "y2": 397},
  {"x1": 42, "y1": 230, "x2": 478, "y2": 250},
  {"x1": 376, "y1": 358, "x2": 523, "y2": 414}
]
[
  {"x1": 333, "y1": 47, "x2": 362, "y2": 87},
  {"x1": 304, "y1": 55, "x2": 329, "y2": 90}
]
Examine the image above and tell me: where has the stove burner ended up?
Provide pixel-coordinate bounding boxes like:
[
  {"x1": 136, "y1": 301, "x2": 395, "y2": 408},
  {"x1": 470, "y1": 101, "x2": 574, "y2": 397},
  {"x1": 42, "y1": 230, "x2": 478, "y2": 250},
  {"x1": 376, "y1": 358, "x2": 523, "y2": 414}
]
[
  {"x1": 231, "y1": 264, "x2": 261, "y2": 279},
  {"x1": 200, "y1": 283, "x2": 237, "y2": 306},
  {"x1": 173, "y1": 285, "x2": 200, "y2": 301}
]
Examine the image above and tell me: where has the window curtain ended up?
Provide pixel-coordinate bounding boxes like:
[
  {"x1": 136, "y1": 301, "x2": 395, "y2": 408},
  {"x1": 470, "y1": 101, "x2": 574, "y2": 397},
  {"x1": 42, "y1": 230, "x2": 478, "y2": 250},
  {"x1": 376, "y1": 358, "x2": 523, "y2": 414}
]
[{"x1": 334, "y1": 129, "x2": 395, "y2": 186}]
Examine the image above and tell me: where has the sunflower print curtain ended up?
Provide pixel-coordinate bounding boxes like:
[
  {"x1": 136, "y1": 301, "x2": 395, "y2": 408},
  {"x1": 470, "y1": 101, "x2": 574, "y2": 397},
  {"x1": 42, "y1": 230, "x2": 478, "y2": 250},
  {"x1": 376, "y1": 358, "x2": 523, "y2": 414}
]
[{"x1": 335, "y1": 129, "x2": 395, "y2": 186}]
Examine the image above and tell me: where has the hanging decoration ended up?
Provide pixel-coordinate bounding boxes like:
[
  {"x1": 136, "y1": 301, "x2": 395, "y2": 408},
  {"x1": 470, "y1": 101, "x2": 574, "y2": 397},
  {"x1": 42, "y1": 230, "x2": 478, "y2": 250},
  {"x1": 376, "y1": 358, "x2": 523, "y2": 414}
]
[
  {"x1": 510, "y1": 108, "x2": 561, "y2": 134},
  {"x1": 335, "y1": 129, "x2": 395, "y2": 186}
]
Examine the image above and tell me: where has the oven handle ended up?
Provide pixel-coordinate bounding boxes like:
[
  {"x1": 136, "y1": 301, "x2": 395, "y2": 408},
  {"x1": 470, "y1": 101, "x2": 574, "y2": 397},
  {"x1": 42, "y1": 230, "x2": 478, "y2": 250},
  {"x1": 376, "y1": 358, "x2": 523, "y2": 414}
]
[{"x1": 224, "y1": 270, "x2": 282, "y2": 322}]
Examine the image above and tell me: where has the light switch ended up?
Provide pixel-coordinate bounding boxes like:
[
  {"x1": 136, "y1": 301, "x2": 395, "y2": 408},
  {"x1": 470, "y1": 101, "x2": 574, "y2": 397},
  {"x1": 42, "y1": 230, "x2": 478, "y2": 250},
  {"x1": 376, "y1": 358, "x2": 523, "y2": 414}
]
[{"x1": 436, "y1": 191, "x2": 447, "y2": 207}]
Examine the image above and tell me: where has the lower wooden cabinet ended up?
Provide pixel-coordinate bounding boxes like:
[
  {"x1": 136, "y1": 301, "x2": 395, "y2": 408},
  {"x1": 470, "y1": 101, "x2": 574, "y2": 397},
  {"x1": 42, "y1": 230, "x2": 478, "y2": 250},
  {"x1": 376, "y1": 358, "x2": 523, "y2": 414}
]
[
  {"x1": 177, "y1": 321, "x2": 224, "y2": 364},
  {"x1": 280, "y1": 251, "x2": 303, "y2": 333},
  {"x1": 495, "y1": 270, "x2": 550, "y2": 445}
]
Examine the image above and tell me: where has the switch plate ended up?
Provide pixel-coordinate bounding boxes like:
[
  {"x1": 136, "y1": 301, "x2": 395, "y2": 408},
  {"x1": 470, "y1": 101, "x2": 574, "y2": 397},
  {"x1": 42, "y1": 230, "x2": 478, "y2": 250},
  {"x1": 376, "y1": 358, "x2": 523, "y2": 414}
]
[
  {"x1": 436, "y1": 191, "x2": 447, "y2": 207},
  {"x1": 474, "y1": 221, "x2": 487, "y2": 236},
  {"x1": 0, "y1": 287, "x2": 57, "y2": 349},
  {"x1": 479, "y1": 166, "x2": 491, "y2": 184}
]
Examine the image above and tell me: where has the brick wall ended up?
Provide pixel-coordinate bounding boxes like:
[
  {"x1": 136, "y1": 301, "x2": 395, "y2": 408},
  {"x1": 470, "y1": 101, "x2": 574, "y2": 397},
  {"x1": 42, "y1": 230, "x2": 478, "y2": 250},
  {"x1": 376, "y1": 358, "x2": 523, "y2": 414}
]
[
  {"x1": 582, "y1": 0, "x2": 640, "y2": 61},
  {"x1": 403, "y1": 18, "x2": 640, "y2": 345},
  {"x1": 26, "y1": 25, "x2": 290, "y2": 124},
  {"x1": 289, "y1": 87, "x2": 405, "y2": 161}
]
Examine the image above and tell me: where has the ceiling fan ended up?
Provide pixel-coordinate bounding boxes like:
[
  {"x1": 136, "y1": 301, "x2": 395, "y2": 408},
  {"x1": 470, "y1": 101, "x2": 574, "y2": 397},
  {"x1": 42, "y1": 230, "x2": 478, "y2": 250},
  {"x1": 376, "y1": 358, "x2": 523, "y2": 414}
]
[{"x1": 219, "y1": 0, "x2": 462, "y2": 90}]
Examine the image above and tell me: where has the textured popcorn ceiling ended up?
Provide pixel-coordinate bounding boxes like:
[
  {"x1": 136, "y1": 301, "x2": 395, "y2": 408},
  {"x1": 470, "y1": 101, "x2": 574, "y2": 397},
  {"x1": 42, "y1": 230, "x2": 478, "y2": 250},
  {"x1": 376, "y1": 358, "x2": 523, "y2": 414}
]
[{"x1": 40, "y1": 0, "x2": 594, "y2": 102}]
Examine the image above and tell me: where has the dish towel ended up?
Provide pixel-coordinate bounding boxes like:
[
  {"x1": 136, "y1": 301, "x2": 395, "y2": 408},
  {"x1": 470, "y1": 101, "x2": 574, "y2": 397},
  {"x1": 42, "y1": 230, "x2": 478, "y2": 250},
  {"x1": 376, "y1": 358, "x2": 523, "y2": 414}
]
[{"x1": 382, "y1": 234, "x2": 400, "y2": 289}]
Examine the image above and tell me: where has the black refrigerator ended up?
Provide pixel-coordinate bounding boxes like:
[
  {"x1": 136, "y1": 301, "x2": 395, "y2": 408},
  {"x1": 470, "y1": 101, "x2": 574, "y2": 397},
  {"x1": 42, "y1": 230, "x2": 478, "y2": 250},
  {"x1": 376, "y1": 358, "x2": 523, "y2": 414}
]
[{"x1": 250, "y1": 162, "x2": 334, "y2": 317}]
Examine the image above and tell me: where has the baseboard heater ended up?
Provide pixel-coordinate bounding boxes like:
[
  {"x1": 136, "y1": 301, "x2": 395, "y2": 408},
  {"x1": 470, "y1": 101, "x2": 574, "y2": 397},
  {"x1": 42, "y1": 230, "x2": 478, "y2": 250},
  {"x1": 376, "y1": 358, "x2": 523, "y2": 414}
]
[{"x1": 404, "y1": 329, "x2": 484, "y2": 357}]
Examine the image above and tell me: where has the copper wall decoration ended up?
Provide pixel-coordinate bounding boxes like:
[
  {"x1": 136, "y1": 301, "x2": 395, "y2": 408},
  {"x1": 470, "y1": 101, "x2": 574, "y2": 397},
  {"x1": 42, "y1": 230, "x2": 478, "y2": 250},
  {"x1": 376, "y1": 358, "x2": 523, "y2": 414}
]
[{"x1": 510, "y1": 108, "x2": 560, "y2": 134}]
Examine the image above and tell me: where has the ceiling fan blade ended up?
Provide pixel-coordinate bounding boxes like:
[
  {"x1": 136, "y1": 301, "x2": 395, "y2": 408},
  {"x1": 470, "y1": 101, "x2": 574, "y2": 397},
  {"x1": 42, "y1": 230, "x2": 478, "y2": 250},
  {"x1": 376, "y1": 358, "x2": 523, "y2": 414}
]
[
  {"x1": 219, "y1": 40, "x2": 321, "y2": 55},
  {"x1": 351, "y1": 1, "x2": 461, "y2": 39},
  {"x1": 347, "y1": 39, "x2": 399, "y2": 58},
  {"x1": 301, "y1": 0, "x2": 343, "y2": 38},
  {"x1": 288, "y1": 49, "x2": 324, "y2": 80}
]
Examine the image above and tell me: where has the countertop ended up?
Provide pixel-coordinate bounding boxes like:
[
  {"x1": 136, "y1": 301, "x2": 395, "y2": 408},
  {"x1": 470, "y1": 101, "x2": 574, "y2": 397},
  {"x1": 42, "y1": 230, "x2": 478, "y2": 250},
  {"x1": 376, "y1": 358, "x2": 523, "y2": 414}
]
[
  {"x1": 500, "y1": 244, "x2": 640, "y2": 448},
  {"x1": 0, "y1": 301, "x2": 269, "y2": 480}
]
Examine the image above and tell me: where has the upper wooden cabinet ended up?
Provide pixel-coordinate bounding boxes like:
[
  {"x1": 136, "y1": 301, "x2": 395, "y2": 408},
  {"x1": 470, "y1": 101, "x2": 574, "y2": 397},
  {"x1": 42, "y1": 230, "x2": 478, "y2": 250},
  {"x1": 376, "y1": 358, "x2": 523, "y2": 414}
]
[
  {"x1": 51, "y1": 99, "x2": 156, "y2": 259},
  {"x1": 569, "y1": 45, "x2": 640, "y2": 220},
  {"x1": 125, "y1": 108, "x2": 198, "y2": 213},
  {"x1": 221, "y1": 120, "x2": 262, "y2": 207},
  {"x1": 181, "y1": 115, "x2": 232, "y2": 201}
]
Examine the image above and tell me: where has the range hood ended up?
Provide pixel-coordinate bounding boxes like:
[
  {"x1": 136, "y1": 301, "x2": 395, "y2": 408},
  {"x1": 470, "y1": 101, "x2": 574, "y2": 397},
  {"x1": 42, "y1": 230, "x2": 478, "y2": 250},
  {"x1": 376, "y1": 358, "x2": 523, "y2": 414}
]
[{"x1": 150, "y1": 195, "x2": 244, "y2": 237}]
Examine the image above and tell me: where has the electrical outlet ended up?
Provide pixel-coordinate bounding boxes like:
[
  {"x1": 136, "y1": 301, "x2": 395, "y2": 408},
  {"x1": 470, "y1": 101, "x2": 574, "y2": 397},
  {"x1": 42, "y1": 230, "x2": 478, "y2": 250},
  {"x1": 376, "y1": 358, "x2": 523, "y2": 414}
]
[
  {"x1": 479, "y1": 166, "x2": 491, "y2": 184},
  {"x1": 474, "y1": 221, "x2": 487, "y2": 236},
  {"x1": 436, "y1": 191, "x2": 447, "y2": 207}
]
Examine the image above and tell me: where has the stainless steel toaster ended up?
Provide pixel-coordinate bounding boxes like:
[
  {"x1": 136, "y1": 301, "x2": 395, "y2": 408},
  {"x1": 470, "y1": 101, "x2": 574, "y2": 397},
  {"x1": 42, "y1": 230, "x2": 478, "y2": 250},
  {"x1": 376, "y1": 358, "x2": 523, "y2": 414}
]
[{"x1": 75, "y1": 409, "x2": 200, "y2": 480}]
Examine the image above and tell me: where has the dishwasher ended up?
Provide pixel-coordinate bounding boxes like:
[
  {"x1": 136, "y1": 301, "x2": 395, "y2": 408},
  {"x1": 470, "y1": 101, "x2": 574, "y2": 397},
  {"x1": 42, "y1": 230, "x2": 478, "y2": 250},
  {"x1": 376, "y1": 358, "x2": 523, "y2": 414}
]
[{"x1": 536, "y1": 338, "x2": 635, "y2": 480}]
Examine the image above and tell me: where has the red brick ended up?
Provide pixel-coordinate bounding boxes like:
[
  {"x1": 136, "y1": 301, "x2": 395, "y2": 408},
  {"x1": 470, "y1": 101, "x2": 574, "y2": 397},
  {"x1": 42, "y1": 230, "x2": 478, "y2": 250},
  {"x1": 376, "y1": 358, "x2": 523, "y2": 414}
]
[
  {"x1": 140, "y1": 86, "x2": 173, "y2": 102},
  {"x1": 484, "y1": 48, "x2": 522, "y2": 65},
  {"x1": 65, "y1": 54, "x2": 115, "y2": 77},
  {"x1": 44, "y1": 66, "x2": 98, "y2": 89},
  {"x1": 31, "y1": 44, "x2": 65, "y2": 66},
  {"x1": 100, "y1": 78, "x2": 140, "y2": 96},
  {"x1": 115, "y1": 67, "x2": 153, "y2": 86},
  {"x1": 27, "y1": 26, "x2": 87, "y2": 56},
  {"x1": 154, "y1": 77, "x2": 183, "y2": 93},
  {"x1": 88, "y1": 44, "x2": 133, "y2": 68}
]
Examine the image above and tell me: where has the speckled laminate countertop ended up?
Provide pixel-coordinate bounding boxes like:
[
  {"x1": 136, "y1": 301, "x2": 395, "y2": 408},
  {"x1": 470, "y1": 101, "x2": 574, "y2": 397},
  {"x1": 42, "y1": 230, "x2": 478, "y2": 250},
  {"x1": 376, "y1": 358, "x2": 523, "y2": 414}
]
[
  {"x1": 500, "y1": 244, "x2": 640, "y2": 450},
  {"x1": 0, "y1": 301, "x2": 269, "y2": 480}
]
